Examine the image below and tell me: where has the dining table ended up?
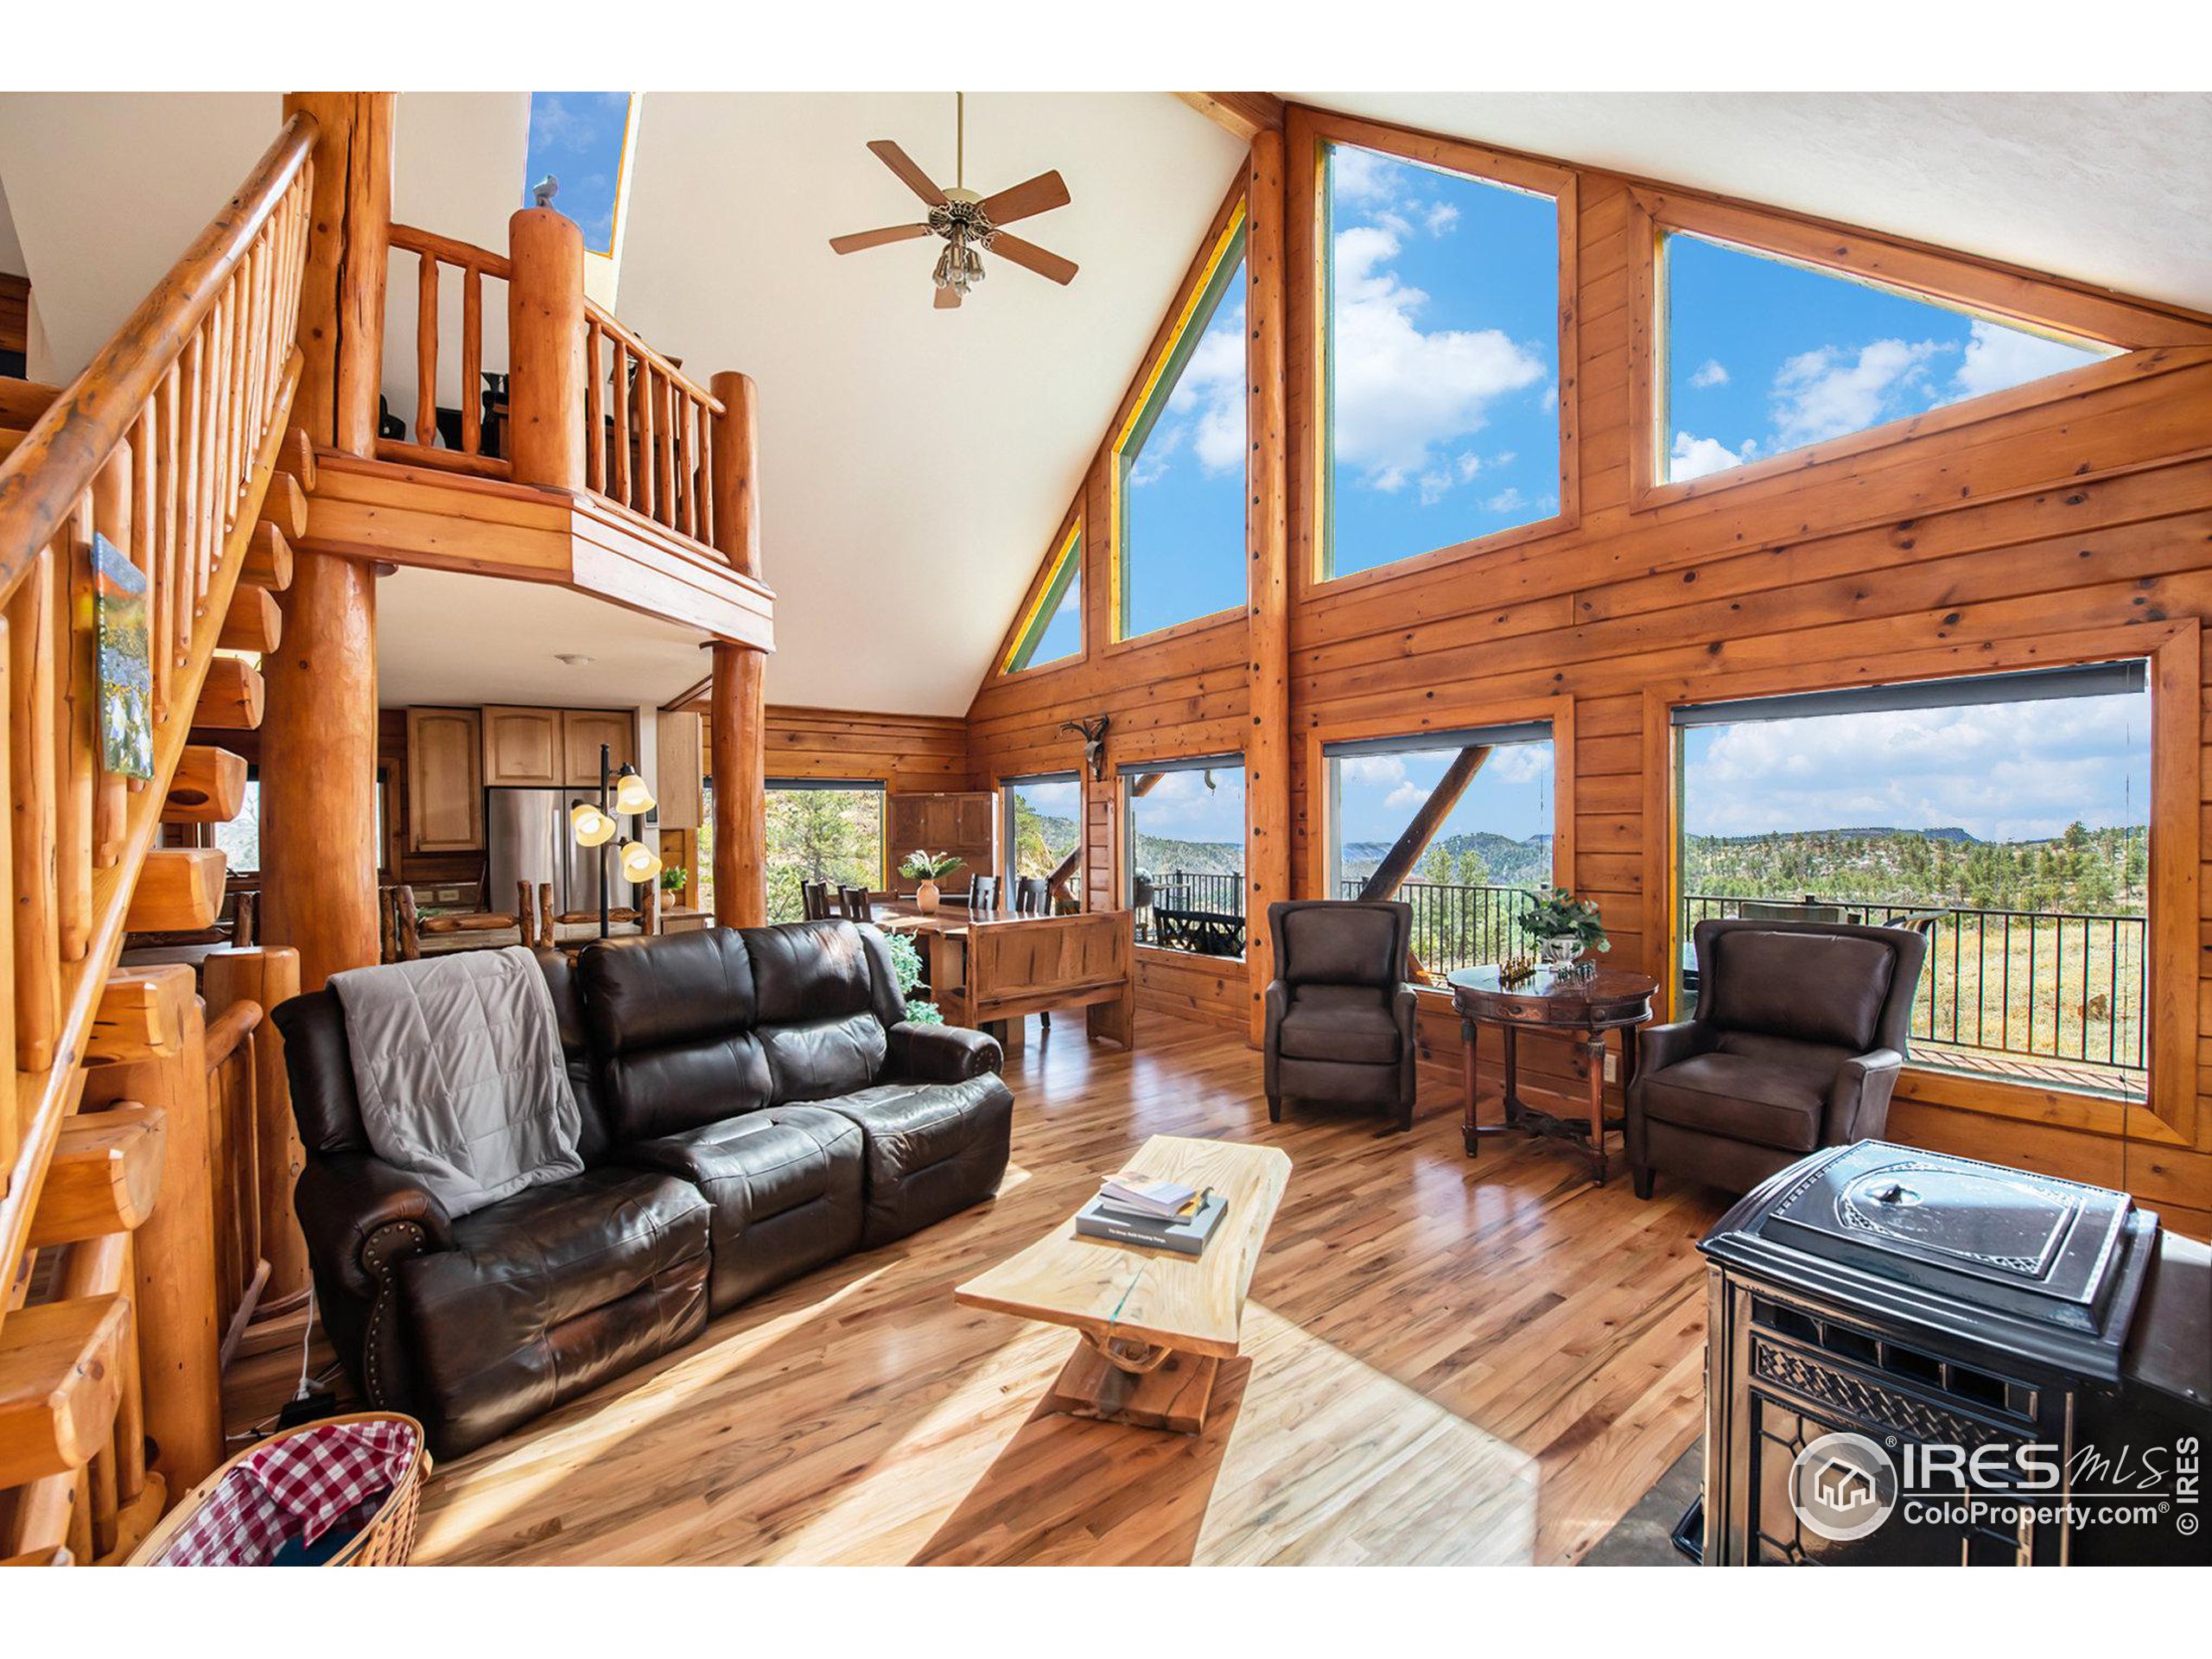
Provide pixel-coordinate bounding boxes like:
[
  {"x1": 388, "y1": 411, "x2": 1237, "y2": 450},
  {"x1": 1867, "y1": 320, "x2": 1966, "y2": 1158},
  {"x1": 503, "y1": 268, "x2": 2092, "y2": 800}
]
[{"x1": 872, "y1": 898, "x2": 1135, "y2": 1052}]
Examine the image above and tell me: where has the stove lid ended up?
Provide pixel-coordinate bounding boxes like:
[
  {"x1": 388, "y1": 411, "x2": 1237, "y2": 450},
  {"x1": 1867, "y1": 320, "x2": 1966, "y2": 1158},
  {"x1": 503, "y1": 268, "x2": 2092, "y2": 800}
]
[{"x1": 1700, "y1": 1141, "x2": 2156, "y2": 1377}]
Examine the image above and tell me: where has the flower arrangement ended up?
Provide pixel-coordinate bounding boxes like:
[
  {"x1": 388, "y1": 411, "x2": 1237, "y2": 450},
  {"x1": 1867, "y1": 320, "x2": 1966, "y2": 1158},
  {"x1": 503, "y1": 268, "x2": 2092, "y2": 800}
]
[
  {"x1": 880, "y1": 929, "x2": 943, "y2": 1026},
  {"x1": 658, "y1": 864, "x2": 688, "y2": 897},
  {"x1": 899, "y1": 850, "x2": 965, "y2": 881},
  {"x1": 1521, "y1": 887, "x2": 1611, "y2": 962}
]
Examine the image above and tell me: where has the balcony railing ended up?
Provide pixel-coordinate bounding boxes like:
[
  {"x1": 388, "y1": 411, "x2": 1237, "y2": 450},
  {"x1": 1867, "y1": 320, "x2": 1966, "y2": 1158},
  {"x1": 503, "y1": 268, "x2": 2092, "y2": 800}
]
[
  {"x1": 1681, "y1": 894, "x2": 2147, "y2": 1076},
  {"x1": 1133, "y1": 868, "x2": 1244, "y2": 957}
]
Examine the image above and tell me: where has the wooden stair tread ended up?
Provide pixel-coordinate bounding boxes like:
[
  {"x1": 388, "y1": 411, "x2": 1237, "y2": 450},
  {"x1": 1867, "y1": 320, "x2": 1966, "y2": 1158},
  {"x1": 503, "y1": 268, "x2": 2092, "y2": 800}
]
[
  {"x1": 216, "y1": 585, "x2": 281, "y2": 654},
  {"x1": 0, "y1": 1295, "x2": 131, "y2": 1488},
  {"x1": 86, "y1": 976, "x2": 181, "y2": 1066},
  {"x1": 28, "y1": 1107, "x2": 168, "y2": 1249},
  {"x1": 193, "y1": 656, "x2": 265, "y2": 730},
  {"x1": 123, "y1": 849, "x2": 226, "y2": 933},
  {"x1": 161, "y1": 746, "x2": 249, "y2": 824}
]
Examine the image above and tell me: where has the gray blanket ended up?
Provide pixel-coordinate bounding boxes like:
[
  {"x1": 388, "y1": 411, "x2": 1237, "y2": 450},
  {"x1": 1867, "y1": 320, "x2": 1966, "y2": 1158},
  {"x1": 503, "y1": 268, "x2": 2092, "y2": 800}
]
[{"x1": 328, "y1": 946, "x2": 582, "y2": 1217}]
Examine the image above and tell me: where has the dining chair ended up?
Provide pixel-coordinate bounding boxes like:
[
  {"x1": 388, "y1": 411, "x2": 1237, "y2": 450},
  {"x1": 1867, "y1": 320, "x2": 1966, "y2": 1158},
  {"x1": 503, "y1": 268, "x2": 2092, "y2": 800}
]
[
  {"x1": 838, "y1": 885, "x2": 874, "y2": 922},
  {"x1": 1014, "y1": 876, "x2": 1049, "y2": 915},
  {"x1": 801, "y1": 879, "x2": 833, "y2": 921},
  {"x1": 966, "y1": 874, "x2": 998, "y2": 912}
]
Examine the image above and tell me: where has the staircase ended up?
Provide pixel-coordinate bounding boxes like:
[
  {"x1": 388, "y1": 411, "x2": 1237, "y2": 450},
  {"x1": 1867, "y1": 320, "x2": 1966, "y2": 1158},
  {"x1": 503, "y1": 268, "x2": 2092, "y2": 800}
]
[{"x1": 0, "y1": 114, "x2": 317, "y2": 1561}]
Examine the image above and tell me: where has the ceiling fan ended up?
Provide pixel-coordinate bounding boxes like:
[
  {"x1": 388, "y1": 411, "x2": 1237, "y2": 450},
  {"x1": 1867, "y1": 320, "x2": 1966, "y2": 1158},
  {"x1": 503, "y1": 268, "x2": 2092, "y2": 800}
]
[{"x1": 830, "y1": 93, "x2": 1077, "y2": 309}]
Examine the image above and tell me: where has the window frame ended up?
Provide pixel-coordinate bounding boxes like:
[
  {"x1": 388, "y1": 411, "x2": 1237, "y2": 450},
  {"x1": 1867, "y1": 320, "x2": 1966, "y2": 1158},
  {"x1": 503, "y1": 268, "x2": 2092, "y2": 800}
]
[
  {"x1": 762, "y1": 775, "x2": 890, "y2": 899},
  {"x1": 1303, "y1": 694, "x2": 1575, "y2": 1000},
  {"x1": 1290, "y1": 106, "x2": 1580, "y2": 601},
  {"x1": 1108, "y1": 201, "x2": 1251, "y2": 649},
  {"x1": 997, "y1": 518, "x2": 1085, "y2": 677},
  {"x1": 1628, "y1": 186, "x2": 2208, "y2": 512},
  {"x1": 1638, "y1": 620, "x2": 2200, "y2": 1150},
  {"x1": 524, "y1": 92, "x2": 641, "y2": 262},
  {"x1": 1117, "y1": 748, "x2": 1249, "y2": 962},
  {"x1": 1001, "y1": 770, "x2": 1084, "y2": 896}
]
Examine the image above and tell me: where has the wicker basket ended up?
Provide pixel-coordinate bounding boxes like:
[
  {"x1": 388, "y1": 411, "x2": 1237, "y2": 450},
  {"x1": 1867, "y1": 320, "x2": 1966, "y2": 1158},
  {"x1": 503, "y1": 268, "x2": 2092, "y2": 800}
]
[{"x1": 128, "y1": 1411, "x2": 431, "y2": 1567}]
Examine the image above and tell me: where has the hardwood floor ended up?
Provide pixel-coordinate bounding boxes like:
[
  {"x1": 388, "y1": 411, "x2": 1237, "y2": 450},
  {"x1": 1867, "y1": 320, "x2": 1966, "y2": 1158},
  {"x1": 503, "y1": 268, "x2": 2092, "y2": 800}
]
[{"x1": 226, "y1": 1011, "x2": 1726, "y2": 1564}]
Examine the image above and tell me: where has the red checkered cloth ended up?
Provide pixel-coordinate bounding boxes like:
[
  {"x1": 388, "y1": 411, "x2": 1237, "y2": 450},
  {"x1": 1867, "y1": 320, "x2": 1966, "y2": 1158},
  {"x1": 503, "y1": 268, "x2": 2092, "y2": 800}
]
[{"x1": 157, "y1": 1418, "x2": 418, "y2": 1567}]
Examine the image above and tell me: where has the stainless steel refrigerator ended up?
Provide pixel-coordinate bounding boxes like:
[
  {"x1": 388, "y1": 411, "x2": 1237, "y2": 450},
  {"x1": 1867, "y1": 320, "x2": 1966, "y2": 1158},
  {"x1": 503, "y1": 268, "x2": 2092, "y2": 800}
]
[{"x1": 485, "y1": 787, "x2": 613, "y2": 923}]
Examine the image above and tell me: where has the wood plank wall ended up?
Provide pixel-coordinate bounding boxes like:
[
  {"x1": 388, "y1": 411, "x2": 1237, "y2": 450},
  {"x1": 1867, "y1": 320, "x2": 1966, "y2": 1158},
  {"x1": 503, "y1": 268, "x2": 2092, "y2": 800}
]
[
  {"x1": 760, "y1": 703, "x2": 973, "y2": 792},
  {"x1": 963, "y1": 103, "x2": 2212, "y2": 1232}
]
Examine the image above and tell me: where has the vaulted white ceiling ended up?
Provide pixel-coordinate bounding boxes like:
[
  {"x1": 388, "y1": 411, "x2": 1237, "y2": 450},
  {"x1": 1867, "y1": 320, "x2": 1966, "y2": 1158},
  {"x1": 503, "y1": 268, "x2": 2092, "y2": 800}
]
[{"x1": 3, "y1": 92, "x2": 2207, "y2": 720}]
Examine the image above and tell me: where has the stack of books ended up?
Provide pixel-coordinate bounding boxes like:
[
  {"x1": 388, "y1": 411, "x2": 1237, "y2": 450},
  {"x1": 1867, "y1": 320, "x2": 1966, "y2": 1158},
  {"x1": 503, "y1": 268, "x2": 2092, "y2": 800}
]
[{"x1": 1074, "y1": 1170, "x2": 1228, "y2": 1256}]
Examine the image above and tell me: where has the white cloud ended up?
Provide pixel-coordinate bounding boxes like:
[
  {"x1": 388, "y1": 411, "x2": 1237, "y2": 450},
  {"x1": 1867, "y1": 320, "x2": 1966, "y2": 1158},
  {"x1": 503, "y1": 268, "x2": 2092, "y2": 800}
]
[
  {"x1": 1330, "y1": 225, "x2": 1546, "y2": 488},
  {"x1": 1770, "y1": 337, "x2": 1948, "y2": 448},
  {"x1": 1140, "y1": 297, "x2": 1247, "y2": 484},
  {"x1": 1688, "y1": 358, "x2": 1730, "y2": 389},
  {"x1": 1339, "y1": 755, "x2": 1408, "y2": 787},
  {"x1": 1454, "y1": 451, "x2": 1484, "y2": 481},
  {"x1": 1484, "y1": 744, "x2": 1552, "y2": 785},
  {"x1": 1669, "y1": 430, "x2": 1752, "y2": 480},
  {"x1": 1484, "y1": 487, "x2": 1526, "y2": 514},
  {"x1": 1424, "y1": 201, "x2": 1460, "y2": 237},
  {"x1": 1951, "y1": 319, "x2": 2104, "y2": 402},
  {"x1": 1686, "y1": 696, "x2": 2147, "y2": 842},
  {"x1": 1329, "y1": 145, "x2": 1395, "y2": 204},
  {"x1": 1382, "y1": 782, "x2": 1427, "y2": 813}
]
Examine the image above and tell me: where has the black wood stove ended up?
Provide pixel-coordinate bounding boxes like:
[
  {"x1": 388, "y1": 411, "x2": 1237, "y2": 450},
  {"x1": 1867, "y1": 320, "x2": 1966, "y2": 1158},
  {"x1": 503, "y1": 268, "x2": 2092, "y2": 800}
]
[{"x1": 1698, "y1": 1141, "x2": 2209, "y2": 1566}]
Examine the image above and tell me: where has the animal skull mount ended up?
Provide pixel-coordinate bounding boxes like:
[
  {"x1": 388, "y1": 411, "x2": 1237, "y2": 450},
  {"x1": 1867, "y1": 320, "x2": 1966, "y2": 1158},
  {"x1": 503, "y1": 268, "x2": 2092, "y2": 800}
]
[{"x1": 1060, "y1": 715, "x2": 1110, "y2": 782}]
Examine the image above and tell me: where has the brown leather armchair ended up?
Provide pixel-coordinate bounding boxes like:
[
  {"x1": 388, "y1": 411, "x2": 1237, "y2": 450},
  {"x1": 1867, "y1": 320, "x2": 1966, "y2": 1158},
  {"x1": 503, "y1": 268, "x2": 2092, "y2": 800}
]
[
  {"x1": 1628, "y1": 918, "x2": 1928, "y2": 1198},
  {"x1": 1263, "y1": 899, "x2": 1418, "y2": 1132}
]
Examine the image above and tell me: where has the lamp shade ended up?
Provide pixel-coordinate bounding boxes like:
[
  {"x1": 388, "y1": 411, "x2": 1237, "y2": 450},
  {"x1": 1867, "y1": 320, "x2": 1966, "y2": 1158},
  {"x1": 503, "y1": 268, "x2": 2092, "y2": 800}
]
[
  {"x1": 613, "y1": 766, "x2": 656, "y2": 816},
  {"x1": 570, "y1": 801, "x2": 617, "y2": 848},
  {"x1": 619, "y1": 840, "x2": 663, "y2": 884}
]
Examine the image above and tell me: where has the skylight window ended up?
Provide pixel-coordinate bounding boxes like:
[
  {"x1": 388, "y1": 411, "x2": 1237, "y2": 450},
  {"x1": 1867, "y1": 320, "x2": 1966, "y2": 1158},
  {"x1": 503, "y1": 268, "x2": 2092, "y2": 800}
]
[
  {"x1": 1003, "y1": 524, "x2": 1083, "y2": 674},
  {"x1": 1322, "y1": 142, "x2": 1562, "y2": 580},
  {"x1": 524, "y1": 92, "x2": 637, "y2": 257},
  {"x1": 1116, "y1": 217, "x2": 1248, "y2": 640},
  {"x1": 1662, "y1": 232, "x2": 2115, "y2": 484}
]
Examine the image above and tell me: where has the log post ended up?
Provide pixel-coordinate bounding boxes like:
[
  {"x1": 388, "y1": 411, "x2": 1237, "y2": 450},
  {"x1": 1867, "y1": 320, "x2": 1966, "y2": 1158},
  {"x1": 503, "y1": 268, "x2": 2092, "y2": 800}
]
[
  {"x1": 260, "y1": 550, "x2": 378, "y2": 990},
  {"x1": 706, "y1": 371, "x2": 767, "y2": 927},
  {"x1": 79, "y1": 968, "x2": 221, "y2": 1491},
  {"x1": 1243, "y1": 127, "x2": 1291, "y2": 1046},
  {"x1": 283, "y1": 92, "x2": 391, "y2": 455},
  {"x1": 200, "y1": 946, "x2": 308, "y2": 1311},
  {"x1": 709, "y1": 642, "x2": 766, "y2": 928},
  {"x1": 506, "y1": 207, "x2": 588, "y2": 491}
]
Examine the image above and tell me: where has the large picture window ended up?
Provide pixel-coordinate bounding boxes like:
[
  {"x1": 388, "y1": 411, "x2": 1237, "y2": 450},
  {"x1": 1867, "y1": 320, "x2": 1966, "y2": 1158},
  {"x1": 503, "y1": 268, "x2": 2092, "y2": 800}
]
[
  {"x1": 1671, "y1": 663, "x2": 2152, "y2": 1101},
  {"x1": 1322, "y1": 141, "x2": 1561, "y2": 580},
  {"x1": 523, "y1": 92, "x2": 639, "y2": 256},
  {"x1": 1004, "y1": 772, "x2": 1082, "y2": 904},
  {"x1": 1123, "y1": 755, "x2": 1245, "y2": 959},
  {"x1": 1116, "y1": 218, "x2": 1248, "y2": 639},
  {"x1": 1325, "y1": 722, "x2": 1555, "y2": 980},
  {"x1": 1661, "y1": 231, "x2": 2113, "y2": 484},
  {"x1": 1002, "y1": 524, "x2": 1082, "y2": 674},
  {"x1": 763, "y1": 779, "x2": 885, "y2": 924}
]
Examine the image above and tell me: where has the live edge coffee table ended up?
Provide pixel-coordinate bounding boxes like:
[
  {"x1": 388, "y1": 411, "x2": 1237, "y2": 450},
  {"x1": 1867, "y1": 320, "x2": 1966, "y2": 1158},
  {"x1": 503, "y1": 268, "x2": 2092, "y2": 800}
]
[{"x1": 956, "y1": 1135, "x2": 1292, "y2": 1435}]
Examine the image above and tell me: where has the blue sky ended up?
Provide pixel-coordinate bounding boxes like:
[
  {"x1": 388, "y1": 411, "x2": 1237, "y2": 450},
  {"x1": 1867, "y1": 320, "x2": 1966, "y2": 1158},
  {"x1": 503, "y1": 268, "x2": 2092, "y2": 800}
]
[
  {"x1": 1130, "y1": 767, "x2": 1246, "y2": 852},
  {"x1": 1121, "y1": 261, "x2": 1249, "y2": 637},
  {"x1": 1014, "y1": 536, "x2": 1081, "y2": 669},
  {"x1": 1665, "y1": 232, "x2": 2110, "y2": 480},
  {"x1": 524, "y1": 92, "x2": 632, "y2": 254},
  {"x1": 1682, "y1": 694, "x2": 2149, "y2": 842},
  {"x1": 1325, "y1": 145, "x2": 1560, "y2": 576},
  {"x1": 1334, "y1": 742, "x2": 1554, "y2": 851}
]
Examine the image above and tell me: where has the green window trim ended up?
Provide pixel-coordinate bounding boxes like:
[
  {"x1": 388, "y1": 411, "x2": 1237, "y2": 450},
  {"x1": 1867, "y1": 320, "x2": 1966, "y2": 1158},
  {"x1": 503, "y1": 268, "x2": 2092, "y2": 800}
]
[{"x1": 1001, "y1": 523, "x2": 1084, "y2": 675}]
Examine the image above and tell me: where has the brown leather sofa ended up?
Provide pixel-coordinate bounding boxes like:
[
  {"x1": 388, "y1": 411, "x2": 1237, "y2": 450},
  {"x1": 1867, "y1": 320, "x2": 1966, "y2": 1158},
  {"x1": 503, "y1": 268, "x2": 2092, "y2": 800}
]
[
  {"x1": 275, "y1": 920, "x2": 1013, "y2": 1458},
  {"x1": 1627, "y1": 917, "x2": 1927, "y2": 1198},
  {"x1": 1262, "y1": 899, "x2": 1418, "y2": 1132}
]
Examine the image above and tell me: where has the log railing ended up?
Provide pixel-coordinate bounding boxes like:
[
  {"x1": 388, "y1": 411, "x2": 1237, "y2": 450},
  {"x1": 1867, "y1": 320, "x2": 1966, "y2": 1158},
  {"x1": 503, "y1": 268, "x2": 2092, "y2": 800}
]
[
  {"x1": 201, "y1": 997, "x2": 267, "y2": 1359},
  {"x1": 0, "y1": 115, "x2": 316, "y2": 1559},
  {"x1": 585, "y1": 300, "x2": 725, "y2": 545},
  {"x1": 380, "y1": 223, "x2": 512, "y2": 479}
]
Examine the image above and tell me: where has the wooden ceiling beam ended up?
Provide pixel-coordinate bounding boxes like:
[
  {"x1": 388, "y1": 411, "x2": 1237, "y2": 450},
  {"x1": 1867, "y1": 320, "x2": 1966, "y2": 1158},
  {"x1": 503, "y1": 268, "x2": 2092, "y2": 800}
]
[{"x1": 1174, "y1": 93, "x2": 1285, "y2": 143}]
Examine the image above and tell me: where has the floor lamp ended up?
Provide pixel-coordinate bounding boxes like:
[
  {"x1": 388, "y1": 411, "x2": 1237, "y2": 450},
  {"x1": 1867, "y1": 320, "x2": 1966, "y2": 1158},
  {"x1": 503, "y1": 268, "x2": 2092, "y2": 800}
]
[{"x1": 570, "y1": 743, "x2": 661, "y2": 939}]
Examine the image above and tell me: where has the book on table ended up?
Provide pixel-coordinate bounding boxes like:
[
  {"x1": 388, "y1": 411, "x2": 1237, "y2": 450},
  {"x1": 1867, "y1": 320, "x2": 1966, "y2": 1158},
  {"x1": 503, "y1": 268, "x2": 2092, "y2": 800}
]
[
  {"x1": 1098, "y1": 1170, "x2": 1198, "y2": 1219},
  {"x1": 1075, "y1": 1188, "x2": 1227, "y2": 1255}
]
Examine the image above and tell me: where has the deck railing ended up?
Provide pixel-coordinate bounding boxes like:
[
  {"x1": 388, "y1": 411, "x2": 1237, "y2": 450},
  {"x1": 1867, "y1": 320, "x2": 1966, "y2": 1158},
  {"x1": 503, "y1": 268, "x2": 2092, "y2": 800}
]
[
  {"x1": 382, "y1": 224, "x2": 512, "y2": 478},
  {"x1": 0, "y1": 114, "x2": 315, "y2": 1560},
  {"x1": 584, "y1": 300, "x2": 726, "y2": 544},
  {"x1": 1682, "y1": 893, "x2": 2148, "y2": 1074}
]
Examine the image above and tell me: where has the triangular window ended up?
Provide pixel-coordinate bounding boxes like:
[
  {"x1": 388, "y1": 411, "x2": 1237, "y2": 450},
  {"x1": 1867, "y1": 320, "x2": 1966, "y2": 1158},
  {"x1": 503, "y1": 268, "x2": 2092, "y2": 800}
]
[{"x1": 1005, "y1": 524, "x2": 1083, "y2": 673}]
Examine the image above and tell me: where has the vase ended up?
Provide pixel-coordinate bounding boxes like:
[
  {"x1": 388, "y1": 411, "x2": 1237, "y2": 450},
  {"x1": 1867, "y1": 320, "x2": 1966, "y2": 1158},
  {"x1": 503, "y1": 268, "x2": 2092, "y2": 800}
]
[
  {"x1": 1537, "y1": 934, "x2": 1580, "y2": 969},
  {"x1": 916, "y1": 879, "x2": 940, "y2": 912}
]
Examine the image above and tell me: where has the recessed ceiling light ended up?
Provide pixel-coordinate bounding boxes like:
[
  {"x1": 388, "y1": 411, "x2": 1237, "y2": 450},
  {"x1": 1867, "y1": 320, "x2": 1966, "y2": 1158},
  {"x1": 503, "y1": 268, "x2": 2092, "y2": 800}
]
[{"x1": 556, "y1": 652, "x2": 594, "y2": 667}]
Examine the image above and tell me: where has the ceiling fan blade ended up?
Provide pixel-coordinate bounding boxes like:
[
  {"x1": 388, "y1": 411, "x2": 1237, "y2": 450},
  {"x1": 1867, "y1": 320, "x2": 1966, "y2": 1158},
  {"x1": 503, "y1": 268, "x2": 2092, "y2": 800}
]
[
  {"x1": 977, "y1": 169, "x2": 1071, "y2": 226},
  {"x1": 989, "y1": 233, "x2": 1078, "y2": 287},
  {"x1": 868, "y1": 140, "x2": 950, "y2": 207},
  {"x1": 830, "y1": 223, "x2": 932, "y2": 255},
  {"x1": 933, "y1": 283, "x2": 963, "y2": 310}
]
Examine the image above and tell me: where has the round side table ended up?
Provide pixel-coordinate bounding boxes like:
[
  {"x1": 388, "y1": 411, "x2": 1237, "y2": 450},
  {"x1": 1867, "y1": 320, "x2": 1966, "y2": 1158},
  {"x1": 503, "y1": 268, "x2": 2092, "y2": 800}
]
[{"x1": 1445, "y1": 963, "x2": 1658, "y2": 1185}]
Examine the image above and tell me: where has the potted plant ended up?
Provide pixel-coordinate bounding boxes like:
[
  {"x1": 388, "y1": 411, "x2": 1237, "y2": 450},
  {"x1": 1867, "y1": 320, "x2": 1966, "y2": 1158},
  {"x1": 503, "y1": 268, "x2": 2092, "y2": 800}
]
[
  {"x1": 899, "y1": 849, "x2": 964, "y2": 913},
  {"x1": 881, "y1": 929, "x2": 943, "y2": 1026},
  {"x1": 1521, "y1": 886, "x2": 1611, "y2": 969},
  {"x1": 659, "y1": 864, "x2": 689, "y2": 906}
]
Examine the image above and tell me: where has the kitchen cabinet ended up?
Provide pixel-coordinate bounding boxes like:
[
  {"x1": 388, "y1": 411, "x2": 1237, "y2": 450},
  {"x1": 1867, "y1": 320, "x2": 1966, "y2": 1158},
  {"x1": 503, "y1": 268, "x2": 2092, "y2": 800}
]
[
  {"x1": 407, "y1": 706, "x2": 484, "y2": 852},
  {"x1": 482, "y1": 706, "x2": 563, "y2": 787}
]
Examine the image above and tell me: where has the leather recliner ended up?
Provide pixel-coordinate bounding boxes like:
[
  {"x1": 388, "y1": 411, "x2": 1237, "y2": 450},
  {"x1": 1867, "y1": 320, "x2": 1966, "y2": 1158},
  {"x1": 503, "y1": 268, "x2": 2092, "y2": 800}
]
[
  {"x1": 275, "y1": 920, "x2": 1013, "y2": 1459},
  {"x1": 1262, "y1": 899, "x2": 1419, "y2": 1132},
  {"x1": 1627, "y1": 917, "x2": 1928, "y2": 1199}
]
